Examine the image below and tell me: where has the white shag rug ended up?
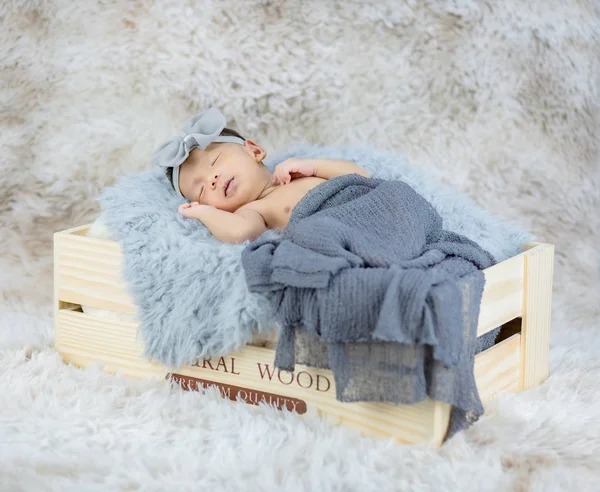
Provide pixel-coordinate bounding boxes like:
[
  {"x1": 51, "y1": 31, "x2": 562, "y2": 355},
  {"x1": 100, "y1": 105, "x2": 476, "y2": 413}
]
[{"x1": 1, "y1": 1, "x2": 599, "y2": 490}]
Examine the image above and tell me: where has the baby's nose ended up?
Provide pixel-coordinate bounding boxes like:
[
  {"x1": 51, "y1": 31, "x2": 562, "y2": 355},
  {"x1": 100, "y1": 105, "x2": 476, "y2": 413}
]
[{"x1": 210, "y1": 173, "x2": 219, "y2": 189}]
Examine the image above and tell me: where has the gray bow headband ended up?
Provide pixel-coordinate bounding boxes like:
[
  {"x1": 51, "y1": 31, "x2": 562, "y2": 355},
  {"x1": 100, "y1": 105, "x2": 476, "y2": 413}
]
[{"x1": 152, "y1": 108, "x2": 245, "y2": 198}]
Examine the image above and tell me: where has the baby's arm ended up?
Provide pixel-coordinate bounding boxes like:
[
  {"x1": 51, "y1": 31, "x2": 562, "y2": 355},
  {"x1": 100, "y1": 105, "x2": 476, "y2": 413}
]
[
  {"x1": 179, "y1": 203, "x2": 266, "y2": 243},
  {"x1": 313, "y1": 159, "x2": 370, "y2": 180},
  {"x1": 272, "y1": 158, "x2": 369, "y2": 184}
]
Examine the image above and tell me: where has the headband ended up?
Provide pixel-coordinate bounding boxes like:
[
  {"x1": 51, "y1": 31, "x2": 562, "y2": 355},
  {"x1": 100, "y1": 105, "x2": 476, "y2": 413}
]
[{"x1": 152, "y1": 108, "x2": 245, "y2": 198}]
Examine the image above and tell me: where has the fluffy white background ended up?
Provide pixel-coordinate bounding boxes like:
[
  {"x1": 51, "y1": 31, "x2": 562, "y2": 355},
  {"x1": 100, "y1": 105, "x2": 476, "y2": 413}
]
[{"x1": 1, "y1": 0, "x2": 599, "y2": 490}]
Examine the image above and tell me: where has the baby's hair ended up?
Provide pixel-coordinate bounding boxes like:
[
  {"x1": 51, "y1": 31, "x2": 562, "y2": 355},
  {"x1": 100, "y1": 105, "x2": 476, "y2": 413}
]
[{"x1": 164, "y1": 127, "x2": 246, "y2": 190}]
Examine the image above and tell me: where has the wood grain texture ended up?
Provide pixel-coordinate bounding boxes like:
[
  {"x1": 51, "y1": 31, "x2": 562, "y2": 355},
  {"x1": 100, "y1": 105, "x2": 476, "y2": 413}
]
[
  {"x1": 521, "y1": 243, "x2": 554, "y2": 389},
  {"x1": 478, "y1": 254, "x2": 523, "y2": 336},
  {"x1": 55, "y1": 231, "x2": 137, "y2": 315},
  {"x1": 55, "y1": 306, "x2": 523, "y2": 447},
  {"x1": 55, "y1": 307, "x2": 444, "y2": 445},
  {"x1": 475, "y1": 333, "x2": 521, "y2": 402}
]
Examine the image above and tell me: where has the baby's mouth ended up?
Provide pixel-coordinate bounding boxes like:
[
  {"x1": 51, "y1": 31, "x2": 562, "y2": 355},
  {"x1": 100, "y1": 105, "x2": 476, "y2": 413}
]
[{"x1": 224, "y1": 178, "x2": 234, "y2": 197}]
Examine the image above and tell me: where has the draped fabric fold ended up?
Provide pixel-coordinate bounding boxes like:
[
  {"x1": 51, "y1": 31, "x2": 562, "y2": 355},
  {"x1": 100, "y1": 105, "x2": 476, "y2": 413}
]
[{"x1": 242, "y1": 174, "x2": 496, "y2": 438}]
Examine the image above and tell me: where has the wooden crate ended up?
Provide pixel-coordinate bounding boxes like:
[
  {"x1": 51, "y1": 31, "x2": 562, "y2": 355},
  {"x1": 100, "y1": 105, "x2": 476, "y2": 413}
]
[{"x1": 53, "y1": 225, "x2": 554, "y2": 446}]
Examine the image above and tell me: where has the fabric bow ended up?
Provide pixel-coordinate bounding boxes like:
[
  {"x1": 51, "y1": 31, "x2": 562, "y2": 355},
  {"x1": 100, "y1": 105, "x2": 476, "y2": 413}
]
[{"x1": 152, "y1": 108, "x2": 245, "y2": 197}]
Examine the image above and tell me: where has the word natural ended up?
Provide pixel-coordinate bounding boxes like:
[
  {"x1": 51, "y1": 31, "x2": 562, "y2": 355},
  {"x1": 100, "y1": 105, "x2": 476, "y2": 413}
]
[{"x1": 166, "y1": 373, "x2": 307, "y2": 414}]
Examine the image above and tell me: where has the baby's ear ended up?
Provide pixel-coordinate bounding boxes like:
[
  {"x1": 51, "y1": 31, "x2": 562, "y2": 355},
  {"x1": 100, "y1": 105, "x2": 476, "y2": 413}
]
[{"x1": 244, "y1": 139, "x2": 267, "y2": 162}]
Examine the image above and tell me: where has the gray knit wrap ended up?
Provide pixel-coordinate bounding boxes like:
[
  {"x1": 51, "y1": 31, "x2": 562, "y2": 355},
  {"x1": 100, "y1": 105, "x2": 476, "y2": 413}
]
[{"x1": 242, "y1": 174, "x2": 496, "y2": 438}]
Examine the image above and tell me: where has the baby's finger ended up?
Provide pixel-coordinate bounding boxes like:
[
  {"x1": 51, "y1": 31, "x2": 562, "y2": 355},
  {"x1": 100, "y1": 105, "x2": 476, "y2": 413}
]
[{"x1": 180, "y1": 207, "x2": 197, "y2": 218}]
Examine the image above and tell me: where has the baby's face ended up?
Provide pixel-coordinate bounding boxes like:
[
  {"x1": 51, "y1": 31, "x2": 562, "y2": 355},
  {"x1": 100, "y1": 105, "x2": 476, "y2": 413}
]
[{"x1": 177, "y1": 140, "x2": 267, "y2": 212}]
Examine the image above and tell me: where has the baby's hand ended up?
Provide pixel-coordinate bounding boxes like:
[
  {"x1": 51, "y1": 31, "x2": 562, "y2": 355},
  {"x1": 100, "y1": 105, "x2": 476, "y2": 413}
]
[
  {"x1": 178, "y1": 202, "x2": 216, "y2": 219},
  {"x1": 272, "y1": 158, "x2": 317, "y2": 185}
]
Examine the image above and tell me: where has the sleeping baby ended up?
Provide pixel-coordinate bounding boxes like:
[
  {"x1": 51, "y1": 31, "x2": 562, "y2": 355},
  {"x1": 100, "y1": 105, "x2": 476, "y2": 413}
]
[
  {"x1": 152, "y1": 108, "x2": 496, "y2": 434},
  {"x1": 153, "y1": 108, "x2": 369, "y2": 243}
]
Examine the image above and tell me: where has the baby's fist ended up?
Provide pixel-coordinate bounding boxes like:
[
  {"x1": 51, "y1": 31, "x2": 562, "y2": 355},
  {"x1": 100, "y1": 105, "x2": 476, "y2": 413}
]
[
  {"x1": 178, "y1": 202, "x2": 215, "y2": 219},
  {"x1": 272, "y1": 158, "x2": 316, "y2": 185}
]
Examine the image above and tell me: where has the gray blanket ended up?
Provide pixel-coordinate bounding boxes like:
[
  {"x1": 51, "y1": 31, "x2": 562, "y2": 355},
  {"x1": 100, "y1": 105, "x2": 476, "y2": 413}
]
[{"x1": 242, "y1": 174, "x2": 496, "y2": 438}]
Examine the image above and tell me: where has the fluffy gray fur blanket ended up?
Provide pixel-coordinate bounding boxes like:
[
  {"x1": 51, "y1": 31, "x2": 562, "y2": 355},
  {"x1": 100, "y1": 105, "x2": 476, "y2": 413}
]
[
  {"x1": 242, "y1": 174, "x2": 495, "y2": 436},
  {"x1": 98, "y1": 145, "x2": 532, "y2": 369}
]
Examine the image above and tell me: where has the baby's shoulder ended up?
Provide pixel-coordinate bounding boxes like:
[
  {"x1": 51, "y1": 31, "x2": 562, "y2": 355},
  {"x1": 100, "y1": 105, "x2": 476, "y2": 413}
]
[
  {"x1": 238, "y1": 187, "x2": 288, "y2": 218},
  {"x1": 237, "y1": 195, "x2": 272, "y2": 215}
]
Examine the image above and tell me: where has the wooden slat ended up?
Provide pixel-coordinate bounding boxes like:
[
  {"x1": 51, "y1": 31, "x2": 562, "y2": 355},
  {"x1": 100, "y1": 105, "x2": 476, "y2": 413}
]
[
  {"x1": 476, "y1": 243, "x2": 554, "y2": 337},
  {"x1": 521, "y1": 243, "x2": 554, "y2": 389},
  {"x1": 59, "y1": 224, "x2": 91, "y2": 236},
  {"x1": 55, "y1": 306, "x2": 524, "y2": 447},
  {"x1": 432, "y1": 401, "x2": 452, "y2": 444},
  {"x1": 55, "y1": 231, "x2": 137, "y2": 315},
  {"x1": 474, "y1": 333, "x2": 521, "y2": 401},
  {"x1": 55, "y1": 308, "x2": 441, "y2": 444},
  {"x1": 54, "y1": 227, "x2": 550, "y2": 346},
  {"x1": 477, "y1": 254, "x2": 524, "y2": 336},
  {"x1": 56, "y1": 226, "x2": 532, "y2": 340}
]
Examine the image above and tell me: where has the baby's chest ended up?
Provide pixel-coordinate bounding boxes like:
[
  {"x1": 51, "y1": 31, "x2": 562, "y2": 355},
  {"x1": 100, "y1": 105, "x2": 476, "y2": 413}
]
[{"x1": 263, "y1": 177, "x2": 325, "y2": 228}]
